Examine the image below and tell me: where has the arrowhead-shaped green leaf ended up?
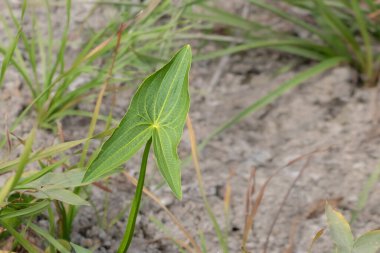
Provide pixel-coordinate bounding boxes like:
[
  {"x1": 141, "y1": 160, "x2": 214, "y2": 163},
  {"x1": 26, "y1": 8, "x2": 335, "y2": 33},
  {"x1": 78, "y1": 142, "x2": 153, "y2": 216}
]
[{"x1": 83, "y1": 45, "x2": 192, "y2": 199}]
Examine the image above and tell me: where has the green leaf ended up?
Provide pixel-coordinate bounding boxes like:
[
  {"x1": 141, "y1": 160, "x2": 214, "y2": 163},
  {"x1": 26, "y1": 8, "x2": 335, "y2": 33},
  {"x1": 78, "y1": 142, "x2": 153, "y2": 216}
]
[
  {"x1": 353, "y1": 230, "x2": 380, "y2": 253},
  {"x1": 29, "y1": 223, "x2": 71, "y2": 253},
  {"x1": 16, "y1": 169, "x2": 86, "y2": 190},
  {"x1": 83, "y1": 45, "x2": 192, "y2": 199},
  {"x1": 71, "y1": 243, "x2": 92, "y2": 253},
  {"x1": 0, "y1": 200, "x2": 49, "y2": 219},
  {"x1": 325, "y1": 204, "x2": 354, "y2": 253},
  {"x1": 351, "y1": 163, "x2": 380, "y2": 223},
  {"x1": 0, "y1": 138, "x2": 87, "y2": 174},
  {"x1": 32, "y1": 188, "x2": 89, "y2": 206},
  {"x1": 0, "y1": 220, "x2": 39, "y2": 253}
]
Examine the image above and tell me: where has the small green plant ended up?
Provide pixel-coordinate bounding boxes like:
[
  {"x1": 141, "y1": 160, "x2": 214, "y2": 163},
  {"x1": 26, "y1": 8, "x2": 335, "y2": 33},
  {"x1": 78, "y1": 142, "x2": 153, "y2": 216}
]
[
  {"x1": 0, "y1": 45, "x2": 191, "y2": 252},
  {"x1": 309, "y1": 204, "x2": 380, "y2": 253},
  {"x1": 0, "y1": 129, "x2": 95, "y2": 252},
  {"x1": 0, "y1": 0, "x2": 191, "y2": 133},
  {"x1": 82, "y1": 45, "x2": 192, "y2": 252}
]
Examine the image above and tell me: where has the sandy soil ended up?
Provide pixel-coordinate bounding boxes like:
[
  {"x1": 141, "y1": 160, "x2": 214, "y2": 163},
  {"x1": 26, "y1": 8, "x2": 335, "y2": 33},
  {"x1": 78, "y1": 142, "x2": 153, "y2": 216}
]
[{"x1": 1, "y1": 1, "x2": 380, "y2": 253}]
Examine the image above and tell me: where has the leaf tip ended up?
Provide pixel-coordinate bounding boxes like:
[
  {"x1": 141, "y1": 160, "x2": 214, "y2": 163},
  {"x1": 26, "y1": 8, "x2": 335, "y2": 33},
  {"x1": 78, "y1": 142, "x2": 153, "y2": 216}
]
[{"x1": 174, "y1": 189, "x2": 182, "y2": 200}]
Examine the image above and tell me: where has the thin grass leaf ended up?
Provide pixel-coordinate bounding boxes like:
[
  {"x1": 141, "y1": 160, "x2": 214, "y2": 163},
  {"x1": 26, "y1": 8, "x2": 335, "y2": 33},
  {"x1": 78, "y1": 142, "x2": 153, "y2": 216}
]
[
  {"x1": 0, "y1": 138, "x2": 86, "y2": 174},
  {"x1": 248, "y1": 0, "x2": 322, "y2": 36},
  {"x1": 29, "y1": 223, "x2": 70, "y2": 253},
  {"x1": 0, "y1": 0, "x2": 27, "y2": 88},
  {"x1": 0, "y1": 128, "x2": 36, "y2": 205},
  {"x1": 193, "y1": 39, "x2": 335, "y2": 62},
  {"x1": 0, "y1": 200, "x2": 49, "y2": 219},
  {"x1": 199, "y1": 57, "x2": 345, "y2": 150},
  {"x1": 351, "y1": 163, "x2": 380, "y2": 223},
  {"x1": 0, "y1": 220, "x2": 39, "y2": 253},
  {"x1": 351, "y1": 0, "x2": 374, "y2": 82},
  {"x1": 185, "y1": 3, "x2": 266, "y2": 31},
  {"x1": 199, "y1": 230, "x2": 208, "y2": 253},
  {"x1": 70, "y1": 243, "x2": 92, "y2": 253},
  {"x1": 313, "y1": 0, "x2": 364, "y2": 66},
  {"x1": 44, "y1": 0, "x2": 71, "y2": 100},
  {"x1": 83, "y1": 45, "x2": 192, "y2": 199},
  {"x1": 0, "y1": 46, "x2": 33, "y2": 89}
]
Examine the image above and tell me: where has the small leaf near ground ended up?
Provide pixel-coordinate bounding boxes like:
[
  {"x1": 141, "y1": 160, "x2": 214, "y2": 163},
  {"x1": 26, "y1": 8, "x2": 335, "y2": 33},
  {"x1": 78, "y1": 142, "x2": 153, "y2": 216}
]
[
  {"x1": 353, "y1": 230, "x2": 380, "y2": 253},
  {"x1": 83, "y1": 45, "x2": 192, "y2": 199},
  {"x1": 325, "y1": 204, "x2": 354, "y2": 253}
]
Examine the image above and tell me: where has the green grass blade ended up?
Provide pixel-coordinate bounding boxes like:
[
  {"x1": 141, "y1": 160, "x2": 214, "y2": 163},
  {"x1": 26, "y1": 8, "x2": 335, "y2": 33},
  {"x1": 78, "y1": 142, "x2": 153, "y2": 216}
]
[
  {"x1": 0, "y1": 45, "x2": 34, "y2": 87},
  {"x1": 44, "y1": 0, "x2": 71, "y2": 101},
  {"x1": 248, "y1": 0, "x2": 321, "y2": 36},
  {"x1": 0, "y1": 0, "x2": 27, "y2": 88},
  {"x1": 71, "y1": 243, "x2": 92, "y2": 253},
  {"x1": 0, "y1": 200, "x2": 49, "y2": 219},
  {"x1": 199, "y1": 230, "x2": 208, "y2": 253},
  {"x1": 351, "y1": 163, "x2": 380, "y2": 223},
  {"x1": 194, "y1": 39, "x2": 332, "y2": 62},
  {"x1": 0, "y1": 220, "x2": 40, "y2": 253},
  {"x1": 313, "y1": 0, "x2": 363, "y2": 64},
  {"x1": 29, "y1": 223, "x2": 71, "y2": 253},
  {"x1": 0, "y1": 138, "x2": 87, "y2": 174},
  {"x1": 351, "y1": 0, "x2": 373, "y2": 82},
  {"x1": 199, "y1": 57, "x2": 345, "y2": 150},
  {"x1": 185, "y1": 3, "x2": 267, "y2": 31},
  {"x1": 0, "y1": 128, "x2": 35, "y2": 205},
  {"x1": 117, "y1": 138, "x2": 152, "y2": 253}
]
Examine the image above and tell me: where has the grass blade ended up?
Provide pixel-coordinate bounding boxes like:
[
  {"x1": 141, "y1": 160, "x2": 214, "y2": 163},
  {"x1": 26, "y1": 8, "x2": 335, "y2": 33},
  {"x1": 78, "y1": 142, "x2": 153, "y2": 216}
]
[
  {"x1": 0, "y1": 128, "x2": 36, "y2": 205},
  {"x1": 0, "y1": 0, "x2": 27, "y2": 88},
  {"x1": 351, "y1": 163, "x2": 380, "y2": 223},
  {"x1": 199, "y1": 57, "x2": 345, "y2": 150},
  {"x1": 0, "y1": 220, "x2": 40, "y2": 253},
  {"x1": 29, "y1": 223, "x2": 70, "y2": 253},
  {"x1": 0, "y1": 200, "x2": 49, "y2": 219}
]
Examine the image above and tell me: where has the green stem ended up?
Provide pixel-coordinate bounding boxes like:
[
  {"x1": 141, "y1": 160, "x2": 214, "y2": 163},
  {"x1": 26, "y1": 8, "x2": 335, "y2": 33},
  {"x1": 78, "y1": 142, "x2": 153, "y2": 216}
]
[{"x1": 117, "y1": 138, "x2": 152, "y2": 253}]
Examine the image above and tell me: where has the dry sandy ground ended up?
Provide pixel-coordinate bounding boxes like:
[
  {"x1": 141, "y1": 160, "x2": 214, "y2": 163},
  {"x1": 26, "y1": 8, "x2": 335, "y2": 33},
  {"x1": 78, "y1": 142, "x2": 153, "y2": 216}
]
[{"x1": 1, "y1": 1, "x2": 380, "y2": 253}]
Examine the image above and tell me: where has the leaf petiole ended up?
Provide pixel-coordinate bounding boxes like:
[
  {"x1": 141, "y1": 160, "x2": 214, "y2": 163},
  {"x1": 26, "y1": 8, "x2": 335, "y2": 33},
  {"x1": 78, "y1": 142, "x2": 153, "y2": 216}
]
[{"x1": 117, "y1": 138, "x2": 152, "y2": 253}]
